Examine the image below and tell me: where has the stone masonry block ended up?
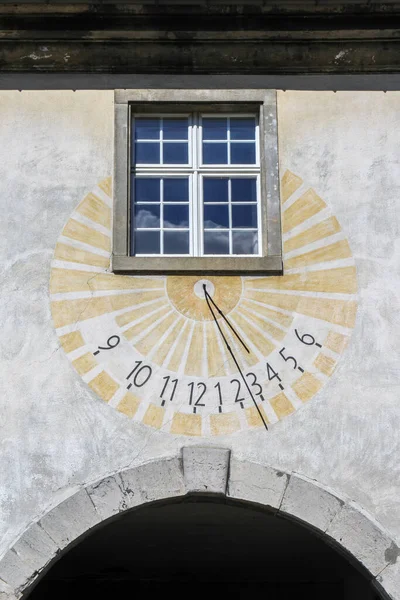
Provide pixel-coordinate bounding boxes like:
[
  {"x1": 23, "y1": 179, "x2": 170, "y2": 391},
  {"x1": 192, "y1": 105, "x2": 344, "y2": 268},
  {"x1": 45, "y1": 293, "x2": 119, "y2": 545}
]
[
  {"x1": 38, "y1": 488, "x2": 101, "y2": 551},
  {"x1": 326, "y1": 503, "x2": 399, "y2": 577},
  {"x1": 183, "y1": 447, "x2": 230, "y2": 494},
  {"x1": 227, "y1": 457, "x2": 288, "y2": 509},
  {"x1": 0, "y1": 549, "x2": 35, "y2": 591},
  {"x1": 374, "y1": 561, "x2": 400, "y2": 600},
  {"x1": 86, "y1": 474, "x2": 129, "y2": 521},
  {"x1": 121, "y1": 456, "x2": 185, "y2": 505},
  {"x1": 11, "y1": 523, "x2": 58, "y2": 580},
  {"x1": 279, "y1": 473, "x2": 344, "y2": 533}
]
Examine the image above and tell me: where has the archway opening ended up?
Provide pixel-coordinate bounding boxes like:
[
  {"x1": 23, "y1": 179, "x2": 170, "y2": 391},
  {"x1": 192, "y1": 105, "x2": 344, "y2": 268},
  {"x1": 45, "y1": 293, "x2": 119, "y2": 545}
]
[{"x1": 28, "y1": 497, "x2": 381, "y2": 599}]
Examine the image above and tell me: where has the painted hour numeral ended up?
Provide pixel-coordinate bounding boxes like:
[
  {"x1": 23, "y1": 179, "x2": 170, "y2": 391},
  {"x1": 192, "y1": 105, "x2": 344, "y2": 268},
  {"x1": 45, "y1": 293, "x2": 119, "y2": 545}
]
[
  {"x1": 246, "y1": 372, "x2": 265, "y2": 402},
  {"x1": 160, "y1": 376, "x2": 178, "y2": 406},
  {"x1": 214, "y1": 382, "x2": 223, "y2": 413},
  {"x1": 126, "y1": 360, "x2": 152, "y2": 390},
  {"x1": 230, "y1": 378, "x2": 245, "y2": 409},
  {"x1": 93, "y1": 335, "x2": 120, "y2": 355},
  {"x1": 266, "y1": 363, "x2": 284, "y2": 391},
  {"x1": 188, "y1": 382, "x2": 206, "y2": 414},
  {"x1": 279, "y1": 348, "x2": 304, "y2": 373},
  {"x1": 294, "y1": 329, "x2": 322, "y2": 348}
]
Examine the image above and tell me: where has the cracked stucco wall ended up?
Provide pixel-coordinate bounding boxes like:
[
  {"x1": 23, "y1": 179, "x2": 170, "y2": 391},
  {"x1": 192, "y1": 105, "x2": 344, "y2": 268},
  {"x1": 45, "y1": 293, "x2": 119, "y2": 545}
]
[{"x1": 1, "y1": 90, "x2": 400, "y2": 559}]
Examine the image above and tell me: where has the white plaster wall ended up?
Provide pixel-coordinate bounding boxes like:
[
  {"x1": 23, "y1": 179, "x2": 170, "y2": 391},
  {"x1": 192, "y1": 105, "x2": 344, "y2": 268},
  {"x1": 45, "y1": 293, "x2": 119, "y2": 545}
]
[{"x1": 1, "y1": 90, "x2": 400, "y2": 558}]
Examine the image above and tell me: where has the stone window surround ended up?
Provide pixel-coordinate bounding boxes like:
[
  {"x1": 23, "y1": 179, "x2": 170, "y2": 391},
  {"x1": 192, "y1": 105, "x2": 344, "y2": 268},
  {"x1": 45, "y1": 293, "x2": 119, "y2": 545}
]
[
  {"x1": 112, "y1": 89, "x2": 282, "y2": 275},
  {"x1": 0, "y1": 448, "x2": 397, "y2": 600}
]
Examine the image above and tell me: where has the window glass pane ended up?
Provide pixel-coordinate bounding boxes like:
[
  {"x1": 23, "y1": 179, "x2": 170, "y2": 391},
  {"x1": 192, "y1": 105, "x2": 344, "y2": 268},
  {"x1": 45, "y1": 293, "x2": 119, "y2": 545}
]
[
  {"x1": 134, "y1": 118, "x2": 160, "y2": 140},
  {"x1": 230, "y1": 118, "x2": 256, "y2": 140},
  {"x1": 135, "y1": 142, "x2": 160, "y2": 164},
  {"x1": 164, "y1": 178, "x2": 189, "y2": 202},
  {"x1": 134, "y1": 231, "x2": 160, "y2": 254},
  {"x1": 202, "y1": 118, "x2": 227, "y2": 140},
  {"x1": 231, "y1": 142, "x2": 256, "y2": 165},
  {"x1": 231, "y1": 178, "x2": 257, "y2": 202},
  {"x1": 134, "y1": 205, "x2": 160, "y2": 228},
  {"x1": 203, "y1": 143, "x2": 228, "y2": 165},
  {"x1": 232, "y1": 231, "x2": 258, "y2": 255},
  {"x1": 204, "y1": 231, "x2": 229, "y2": 255},
  {"x1": 164, "y1": 205, "x2": 189, "y2": 228},
  {"x1": 163, "y1": 118, "x2": 188, "y2": 140},
  {"x1": 232, "y1": 205, "x2": 258, "y2": 229},
  {"x1": 164, "y1": 231, "x2": 189, "y2": 254},
  {"x1": 134, "y1": 178, "x2": 160, "y2": 203},
  {"x1": 163, "y1": 142, "x2": 188, "y2": 164},
  {"x1": 204, "y1": 205, "x2": 229, "y2": 229},
  {"x1": 203, "y1": 178, "x2": 228, "y2": 203}
]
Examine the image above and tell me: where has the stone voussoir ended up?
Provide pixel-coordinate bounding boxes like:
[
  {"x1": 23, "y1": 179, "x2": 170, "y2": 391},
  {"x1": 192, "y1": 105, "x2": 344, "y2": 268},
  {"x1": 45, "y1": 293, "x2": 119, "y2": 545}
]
[
  {"x1": 38, "y1": 488, "x2": 101, "y2": 552},
  {"x1": 227, "y1": 457, "x2": 289, "y2": 510},
  {"x1": 326, "y1": 501, "x2": 400, "y2": 577},
  {"x1": 121, "y1": 455, "x2": 185, "y2": 505},
  {"x1": 86, "y1": 473, "x2": 129, "y2": 521},
  {"x1": 279, "y1": 472, "x2": 344, "y2": 533},
  {"x1": 183, "y1": 446, "x2": 230, "y2": 495},
  {"x1": 373, "y1": 560, "x2": 400, "y2": 600}
]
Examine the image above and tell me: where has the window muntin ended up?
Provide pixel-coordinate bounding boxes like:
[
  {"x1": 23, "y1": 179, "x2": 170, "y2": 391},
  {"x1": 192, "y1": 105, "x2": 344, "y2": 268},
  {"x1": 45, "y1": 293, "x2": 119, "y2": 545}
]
[{"x1": 131, "y1": 113, "x2": 261, "y2": 258}]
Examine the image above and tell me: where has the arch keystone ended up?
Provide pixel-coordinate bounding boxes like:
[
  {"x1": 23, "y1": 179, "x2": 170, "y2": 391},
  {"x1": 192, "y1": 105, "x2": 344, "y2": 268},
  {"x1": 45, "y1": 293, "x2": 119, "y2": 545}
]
[{"x1": 183, "y1": 447, "x2": 230, "y2": 494}]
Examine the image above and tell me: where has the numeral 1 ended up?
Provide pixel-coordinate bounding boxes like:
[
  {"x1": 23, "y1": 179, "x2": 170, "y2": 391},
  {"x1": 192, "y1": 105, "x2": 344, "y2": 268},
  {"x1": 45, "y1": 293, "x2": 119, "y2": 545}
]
[{"x1": 214, "y1": 382, "x2": 223, "y2": 413}]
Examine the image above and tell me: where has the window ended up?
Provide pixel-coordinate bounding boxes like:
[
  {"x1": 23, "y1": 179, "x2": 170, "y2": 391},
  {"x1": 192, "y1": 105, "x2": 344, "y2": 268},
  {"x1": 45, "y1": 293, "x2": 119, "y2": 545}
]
[{"x1": 113, "y1": 90, "x2": 282, "y2": 274}]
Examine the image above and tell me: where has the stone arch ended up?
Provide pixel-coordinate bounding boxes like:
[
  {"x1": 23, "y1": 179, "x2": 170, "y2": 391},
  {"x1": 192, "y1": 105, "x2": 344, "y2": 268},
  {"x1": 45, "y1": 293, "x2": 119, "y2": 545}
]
[{"x1": 0, "y1": 447, "x2": 398, "y2": 599}]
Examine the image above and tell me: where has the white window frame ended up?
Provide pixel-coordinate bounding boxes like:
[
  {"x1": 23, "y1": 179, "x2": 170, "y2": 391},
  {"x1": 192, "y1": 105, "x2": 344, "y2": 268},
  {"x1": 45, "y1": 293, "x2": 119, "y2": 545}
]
[{"x1": 113, "y1": 89, "x2": 282, "y2": 274}]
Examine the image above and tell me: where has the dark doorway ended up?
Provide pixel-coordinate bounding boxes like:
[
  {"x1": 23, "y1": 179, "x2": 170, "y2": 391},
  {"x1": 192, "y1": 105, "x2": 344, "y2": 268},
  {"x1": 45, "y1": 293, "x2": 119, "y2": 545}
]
[{"x1": 27, "y1": 497, "x2": 381, "y2": 599}]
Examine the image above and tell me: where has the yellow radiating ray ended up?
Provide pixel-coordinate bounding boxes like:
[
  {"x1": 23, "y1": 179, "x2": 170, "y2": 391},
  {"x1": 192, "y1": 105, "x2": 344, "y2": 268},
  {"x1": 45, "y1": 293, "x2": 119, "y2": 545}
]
[
  {"x1": 117, "y1": 392, "x2": 141, "y2": 418},
  {"x1": 124, "y1": 306, "x2": 171, "y2": 341},
  {"x1": 230, "y1": 312, "x2": 275, "y2": 357},
  {"x1": 170, "y1": 413, "x2": 202, "y2": 436},
  {"x1": 52, "y1": 290, "x2": 164, "y2": 328},
  {"x1": 54, "y1": 243, "x2": 110, "y2": 269},
  {"x1": 281, "y1": 170, "x2": 303, "y2": 203},
  {"x1": 98, "y1": 177, "x2": 112, "y2": 198},
  {"x1": 135, "y1": 312, "x2": 180, "y2": 357},
  {"x1": 166, "y1": 321, "x2": 192, "y2": 372},
  {"x1": 245, "y1": 267, "x2": 357, "y2": 295},
  {"x1": 62, "y1": 219, "x2": 110, "y2": 252},
  {"x1": 219, "y1": 320, "x2": 244, "y2": 373},
  {"x1": 72, "y1": 352, "x2": 97, "y2": 375},
  {"x1": 292, "y1": 372, "x2": 322, "y2": 403},
  {"x1": 88, "y1": 370, "x2": 120, "y2": 402},
  {"x1": 314, "y1": 352, "x2": 337, "y2": 376},
  {"x1": 210, "y1": 412, "x2": 241, "y2": 436},
  {"x1": 284, "y1": 216, "x2": 341, "y2": 254},
  {"x1": 245, "y1": 291, "x2": 357, "y2": 329},
  {"x1": 245, "y1": 404, "x2": 269, "y2": 428},
  {"x1": 76, "y1": 192, "x2": 111, "y2": 229},
  {"x1": 285, "y1": 240, "x2": 352, "y2": 270},
  {"x1": 151, "y1": 316, "x2": 184, "y2": 367},
  {"x1": 205, "y1": 321, "x2": 228, "y2": 378},
  {"x1": 185, "y1": 322, "x2": 205, "y2": 376},
  {"x1": 236, "y1": 307, "x2": 286, "y2": 342},
  {"x1": 270, "y1": 392, "x2": 295, "y2": 419},
  {"x1": 50, "y1": 268, "x2": 163, "y2": 294},
  {"x1": 142, "y1": 404, "x2": 165, "y2": 429},
  {"x1": 324, "y1": 330, "x2": 349, "y2": 354},
  {"x1": 59, "y1": 331, "x2": 85, "y2": 353},
  {"x1": 224, "y1": 317, "x2": 259, "y2": 371},
  {"x1": 240, "y1": 299, "x2": 293, "y2": 328},
  {"x1": 116, "y1": 299, "x2": 167, "y2": 327},
  {"x1": 283, "y1": 188, "x2": 326, "y2": 234}
]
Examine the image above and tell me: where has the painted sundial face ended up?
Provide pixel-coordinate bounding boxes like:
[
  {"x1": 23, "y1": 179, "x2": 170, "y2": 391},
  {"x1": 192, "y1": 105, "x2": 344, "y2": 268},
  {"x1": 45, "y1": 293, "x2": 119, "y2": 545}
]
[{"x1": 50, "y1": 171, "x2": 358, "y2": 437}]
